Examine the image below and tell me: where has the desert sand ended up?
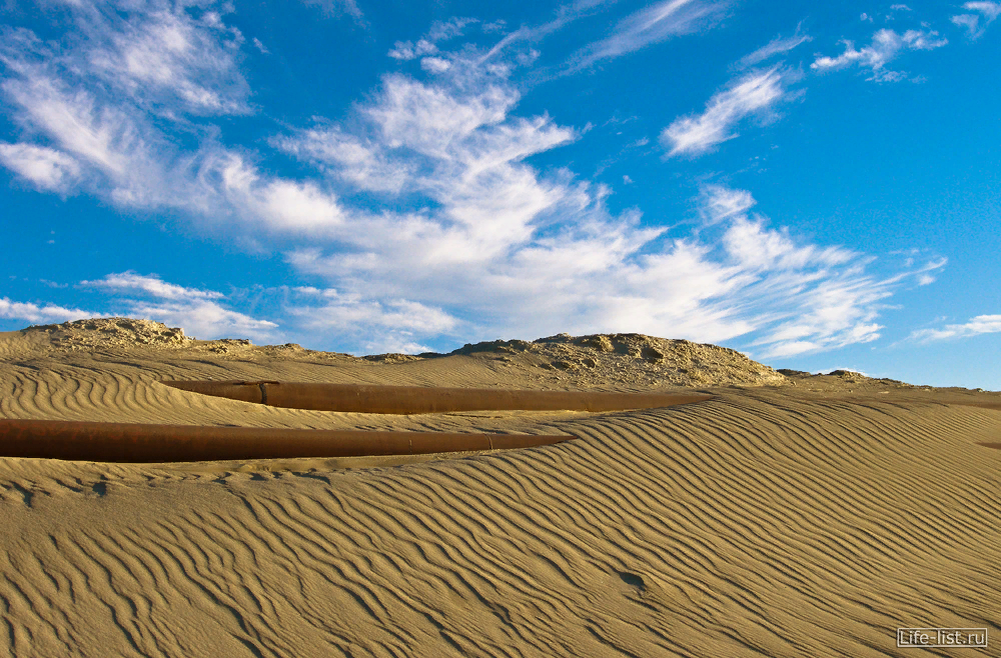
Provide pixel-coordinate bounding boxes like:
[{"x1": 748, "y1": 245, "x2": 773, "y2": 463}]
[{"x1": 1, "y1": 318, "x2": 999, "y2": 657}]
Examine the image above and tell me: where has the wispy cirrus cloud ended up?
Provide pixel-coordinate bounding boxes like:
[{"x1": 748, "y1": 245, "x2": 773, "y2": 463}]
[
  {"x1": 698, "y1": 184, "x2": 755, "y2": 225},
  {"x1": 0, "y1": 71, "x2": 170, "y2": 205},
  {"x1": 274, "y1": 70, "x2": 579, "y2": 260},
  {"x1": 278, "y1": 66, "x2": 935, "y2": 354},
  {"x1": 0, "y1": 1, "x2": 235, "y2": 203},
  {"x1": 301, "y1": 0, "x2": 364, "y2": 22},
  {"x1": 570, "y1": 0, "x2": 729, "y2": 69},
  {"x1": 85, "y1": 6, "x2": 251, "y2": 116},
  {"x1": 0, "y1": 2, "x2": 949, "y2": 356},
  {"x1": 694, "y1": 186, "x2": 948, "y2": 359},
  {"x1": 475, "y1": 0, "x2": 614, "y2": 65},
  {"x1": 735, "y1": 28, "x2": 812, "y2": 70},
  {"x1": 0, "y1": 142, "x2": 81, "y2": 192},
  {"x1": 278, "y1": 69, "x2": 868, "y2": 349},
  {"x1": 0, "y1": 0, "x2": 347, "y2": 239},
  {"x1": 811, "y1": 28, "x2": 947, "y2": 82},
  {"x1": 749, "y1": 275, "x2": 889, "y2": 359},
  {"x1": 713, "y1": 199, "x2": 889, "y2": 359},
  {"x1": 661, "y1": 66, "x2": 798, "y2": 158},
  {"x1": 951, "y1": 2, "x2": 1001, "y2": 39},
  {"x1": 909, "y1": 314, "x2": 1001, "y2": 342},
  {"x1": 388, "y1": 17, "x2": 479, "y2": 61},
  {"x1": 0, "y1": 0, "x2": 252, "y2": 118}
]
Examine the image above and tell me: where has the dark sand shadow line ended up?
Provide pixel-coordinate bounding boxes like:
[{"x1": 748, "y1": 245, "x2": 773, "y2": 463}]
[
  {"x1": 0, "y1": 419, "x2": 578, "y2": 463},
  {"x1": 161, "y1": 380, "x2": 715, "y2": 414}
]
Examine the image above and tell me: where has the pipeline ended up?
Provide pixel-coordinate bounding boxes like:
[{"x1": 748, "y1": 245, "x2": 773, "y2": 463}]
[
  {"x1": 0, "y1": 419, "x2": 577, "y2": 463},
  {"x1": 162, "y1": 381, "x2": 714, "y2": 414}
]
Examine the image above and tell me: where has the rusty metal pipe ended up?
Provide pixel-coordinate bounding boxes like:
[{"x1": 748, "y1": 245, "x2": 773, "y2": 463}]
[
  {"x1": 0, "y1": 419, "x2": 577, "y2": 463},
  {"x1": 162, "y1": 381, "x2": 714, "y2": 414}
]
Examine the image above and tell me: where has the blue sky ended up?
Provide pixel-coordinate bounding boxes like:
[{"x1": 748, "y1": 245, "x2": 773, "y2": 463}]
[{"x1": 1, "y1": 0, "x2": 999, "y2": 389}]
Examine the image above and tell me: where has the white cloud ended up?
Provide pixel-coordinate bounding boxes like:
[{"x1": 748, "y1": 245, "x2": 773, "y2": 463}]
[
  {"x1": 1, "y1": 16, "x2": 347, "y2": 237},
  {"x1": 695, "y1": 187, "x2": 945, "y2": 359},
  {"x1": 571, "y1": 0, "x2": 729, "y2": 68},
  {"x1": 952, "y1": 14, "x2": 981, "y2": 35},
  {"x1": 79, "y1": 272, "x2": 278, "y2": 341},
  {"x1": 388, "y1": 39, "x2": 438, "y2": 61},
  {"x1": 915, "y1": 256, "x2": 948, "y2": 276},
  {"x1": 276, "y1": 72, "x2": 577, "y2": 258},
  {"x1": 0, "y1": 297, "x2": 95, "y2": 324},
  {"x1": 966, "y1": 0, "x2": 1001, "y2": 16},
  {"x1": 752, "y1": 276, "x2": 888, "y2": 358},
  {"x1": 0, "y1": 1, "x2": 252, "y2": 119},
  {"x1": 476, "y1": 0, "x2": 622, "y2": 68},
  {"x1": 80, "y1": 271, "x2": 224, "y2": 301},
  {"x1": 239, "y1": 286, "x2": 457, "y2": 353},
  {"x1": 0, "y1": 142, "x2": 80, "y2": 192},
  {"x1": 903, "y1": 31, "x2": 950, "y2": 50},
  {"x1": 421, "y1": 57, "x2": 452, "y2": 74},
  {"x1": 0, "y1": 7, "x2": 942, "y2": 359},
  {"x1": 389, "y1": 18, "x2": 478, "y2": 61},
  {"x1": 211, "y1": 154, "x2": 346, "y2": 234},
  {"x1": 965, "y1": 0, "x2": 1001, "y2": 19},
  {"x1": 910, "y1": 315, "x2": 1001, "y2": 342},
  {"x1": 952, "y1": 2, "x2": 1001, "y2": 39},
  {"x1": 482, "y1": 20, "x2": 507, "y2": 34},
  {"x1": 2, "y1": 77, "x2": 135, "y2": 177},
  {"x1": 0, "y1": 1, "x2": 256, "y2": 211},
  {"x1": 722, "y1": 216, "x2": 855, "y2": 271},
  {"x1": 125, "y1": 300, "x2": 278, "y2": 342},
  {"x1": 302, "y1": 0, "x2": 363, "y2": 21},
  {"x1": 661, "y1": 66, "x2": 794, "y2": 157},
  {"x1": 699, "y1": 184, "x2": 755, "y2": 225},
  {"x1": 736, "y1": 30, "x2": 812, "y2": 69},
  {"x1": 272, "y1": 127, "x2": 413, "y2": 194},
  {"x1": 290, "y1": 294, "x2": 458, "y2": 353},
  {"x1": 811, "y1": 28, "x2": 947, "y2": 82},
  {"x1": 427, "y1": 17, "x2": 479, "y2": 42},
  {"x1": 86, "y1": 4, "x2": 251, "y2": 115},
  {"x1": 280, "y1": 114, "x2": 926, "y2": 360},
  {"x1": 259, "y1": 181, "x2": 344, "y2": 232}
]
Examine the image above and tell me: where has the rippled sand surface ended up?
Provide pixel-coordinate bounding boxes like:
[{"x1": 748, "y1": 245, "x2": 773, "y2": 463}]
[{"x1": 1, "y1": 324, "x2": 999, "y2": 657}]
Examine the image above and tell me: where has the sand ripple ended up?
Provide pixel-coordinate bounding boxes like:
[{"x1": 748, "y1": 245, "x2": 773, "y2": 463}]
[
  {"x1": 2, "y1": 326, "x2": 999, "y2": 656},
  {"x1": 2, "y1": 392, "x2": 999, "y2": 656}
]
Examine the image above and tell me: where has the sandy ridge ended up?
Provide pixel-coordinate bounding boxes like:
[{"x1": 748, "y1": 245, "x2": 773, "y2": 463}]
[{"x1": 0, "y1": 319, "x2": 999, "y2": 656}]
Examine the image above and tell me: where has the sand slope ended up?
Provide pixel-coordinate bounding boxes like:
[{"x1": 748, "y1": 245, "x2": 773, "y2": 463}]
[{"x1": 1, "y1": 320, "x2": 999, "y2": 657}]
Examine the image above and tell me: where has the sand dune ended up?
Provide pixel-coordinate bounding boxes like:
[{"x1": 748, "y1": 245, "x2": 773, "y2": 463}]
[{"x1": 1, "y1": 320, "x2": 999, "y2": 656}]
